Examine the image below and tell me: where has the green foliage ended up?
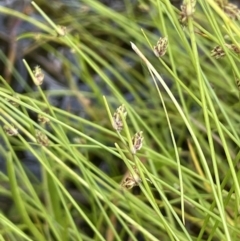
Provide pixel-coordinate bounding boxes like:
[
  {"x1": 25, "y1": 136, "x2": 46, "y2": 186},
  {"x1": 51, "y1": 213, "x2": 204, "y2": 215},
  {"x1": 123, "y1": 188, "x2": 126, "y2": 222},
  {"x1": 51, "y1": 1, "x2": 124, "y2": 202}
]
[{"x1": 0, "y1": 0, "x2": 240, "y2": 240}]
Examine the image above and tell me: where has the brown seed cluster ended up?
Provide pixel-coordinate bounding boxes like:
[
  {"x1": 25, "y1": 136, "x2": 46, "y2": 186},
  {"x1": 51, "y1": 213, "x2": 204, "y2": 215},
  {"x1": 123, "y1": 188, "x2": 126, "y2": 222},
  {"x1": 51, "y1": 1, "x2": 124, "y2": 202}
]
[
  {"x1": 211, "y1": 43, "x2": 240, "y2": 59},
  {"x1": 215, "y1": 1, "x2": 240, "y2": 20},
  {"x1": 153, "y1": 37, "x2": 168, "y2": 57},
  {"x1": 226, "y1": 44, "x2": 240, "y2": 54},
  {"x1": 3, "y1": 125, "x2": 18, "y2": 136},
  {"x1": 38, "y1": 114, "x2": 50, "y2": 124},
  {"x1": 211, "y1": 45, "x2": 225, "y2": 59},
  {"x1": 121, "y1": 166, "x2": 141, "y2": 189},
  {"x1": 112, "y1": 104, "x2": 127, "y2": 132},
  {"x1": 111, "y1": 104, "x2": 147, "y2": 189},
  {"x1": 35, "y1": 130, "x2": 49, "y2": 146},
  {"x1": 131, "y1": 131, "x2": 144, "y2": 155},
  {"x1": 179, "y1": 0, "x2": 196, "y2": 25}
]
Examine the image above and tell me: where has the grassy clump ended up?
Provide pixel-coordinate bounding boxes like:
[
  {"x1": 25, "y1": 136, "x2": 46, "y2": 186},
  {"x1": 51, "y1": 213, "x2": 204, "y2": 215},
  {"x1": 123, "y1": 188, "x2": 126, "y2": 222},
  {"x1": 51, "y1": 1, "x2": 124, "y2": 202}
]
[{"x1": 0, "y1": 0, "x2": 240, "y2": 240}]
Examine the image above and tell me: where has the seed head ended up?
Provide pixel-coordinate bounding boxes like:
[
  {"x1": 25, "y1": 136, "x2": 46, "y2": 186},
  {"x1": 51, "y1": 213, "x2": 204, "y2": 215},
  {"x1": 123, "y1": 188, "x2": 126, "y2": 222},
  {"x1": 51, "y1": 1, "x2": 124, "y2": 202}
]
[
  {"x1": 224, "y1": 3, "x2": 240, "y2": 20},
  {"x1": 3, "y1": 124, "x2": 18, "y2": 136},
  {"x1": 214, "y1": 0, "x2": 227, "y2": 9},
  {"x1": 131, "y1": 131, "x2": 144, "y2": 154},
  {"x1": 153, "y1": 37, "x2": 168, "y2": 57},
  {"x1": 56, "y1": 25, "x2": 67, "y2": 37},
  {"x1": 36, "y1": 130, "x2": 49, "y2": 146},
  {"x1": 121, "y1": 166, "x2": 152, "y2": 189},
  {"x1": 225, "y1": 43, "x2": 240, "y2": 54},
  {"x1": 179, "y1": 0, "x2": 196, "y2": 25},
  {"x1": 211, "y1": 46, "x2": 225, "y2": 59},
  {"x1": 112, "y1": 104, "x2": 127, "y2": 132},
  {"x1": 121, "y1": 166, "x2": 141, "y2": 189},
  {"x1": 33, "y1": 66, "x2": 44, "y2": 86},
  {"x1": 38, "y1": 114, "x2": 50, "y2": 124}
]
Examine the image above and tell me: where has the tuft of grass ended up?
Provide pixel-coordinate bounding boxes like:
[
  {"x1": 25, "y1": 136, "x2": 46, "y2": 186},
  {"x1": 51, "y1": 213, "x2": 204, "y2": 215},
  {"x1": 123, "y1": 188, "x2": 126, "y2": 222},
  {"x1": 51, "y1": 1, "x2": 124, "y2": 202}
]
[{"x1": 0, "y1": 0, "x2": 240, "y2": 240}]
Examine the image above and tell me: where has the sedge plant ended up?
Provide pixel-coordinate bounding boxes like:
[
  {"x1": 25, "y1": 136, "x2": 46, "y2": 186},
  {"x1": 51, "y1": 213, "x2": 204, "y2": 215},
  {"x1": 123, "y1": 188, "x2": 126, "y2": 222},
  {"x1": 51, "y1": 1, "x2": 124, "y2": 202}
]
[{"x1": 0, "y1": 0, "x2": 239, "y2": 240}]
